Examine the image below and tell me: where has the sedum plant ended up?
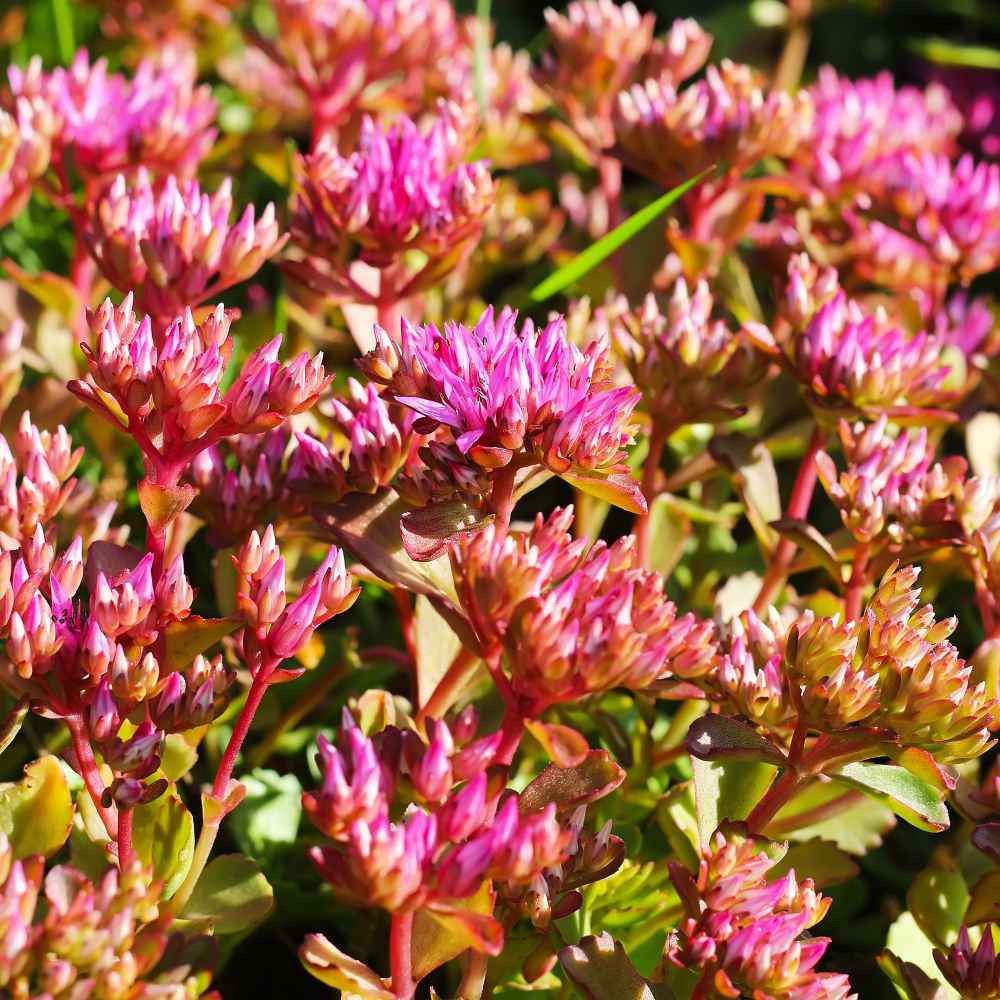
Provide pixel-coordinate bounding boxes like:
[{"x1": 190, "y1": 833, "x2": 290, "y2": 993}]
[{"x1": 0, "y1": 1, "x2": 998, "y2": 998}]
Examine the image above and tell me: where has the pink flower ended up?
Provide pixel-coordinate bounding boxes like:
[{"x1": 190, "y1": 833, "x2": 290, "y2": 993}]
[
  {"x1": 615, "y1": 60, "x2": 814, "y2": 189},
  {"x1": 935, "y1": 925, "x2": 1000, "y2": 998},
  {"x1": 801, "y1": 66, "x2": 961, "y2": 198},
  {"x1": 86, "y1": 171, "x2": 285, "y2": 322},
  {"x1": 504, "y1": 533, "x2": 717, "y2": 707},
  {"x1": 361, "y1": 307, "x2": 639, "y2": 488},
  {"x1": 7, "y1": 48, "x2": 215, "y2": 185},
  {"x1": 666, "y1": 830, "x2": 853, "y2": 1000},
  {"x1": 0, "y1": 97, "x2": 53, "y2": 226},
  {"x1": 288, "y1": 105, "x2": 493, "y2": 302}
]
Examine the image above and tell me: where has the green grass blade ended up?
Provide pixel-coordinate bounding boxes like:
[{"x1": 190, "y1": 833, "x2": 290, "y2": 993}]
[
  {"x1": 473, "y1": 0, "x2": 492, "y2": 116},
  {"x1": 51, "y1": 0, "x2": 75, "y2": 64},
  {"x1": 910, "y1": 36, "x2": 1000, "y2": 69},
  {"x1": 530, "y1": 167, "x2": 714, "y2": 303}
]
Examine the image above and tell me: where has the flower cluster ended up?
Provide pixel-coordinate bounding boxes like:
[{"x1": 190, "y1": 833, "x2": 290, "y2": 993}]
[
  {"x1": 86, "y1": 171, "x2": 285, "y2": 325},
  {"x1": 666, "y1": 830, "x2": 853, "y2": 1000},
  {"x1": 615, "y1": 60, "x2": 814, "y2": 189},
  {"x1": 0, "y1": 837, "x2": 213, "y2": 999},
  {"x1": 287, "y1": 105, "x2": 494, "y2": 308},
  {"x1": 6, "y1": 48, "x2": 216, "y2": 187},
  {"x1": 360, "y1": 307, "x2": 640, "y2": 509},
  {"x1": 304, "y1": 711, "x2": 577, "y2": 921}
]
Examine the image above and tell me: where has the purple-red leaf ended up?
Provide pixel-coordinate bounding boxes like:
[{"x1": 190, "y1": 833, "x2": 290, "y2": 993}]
[
  {"x1": 686, "y1": 714, "x2": 786, "y2": 766},
  {"x1": 519, "y1": 750, "x2": 625, "y2": 813}
]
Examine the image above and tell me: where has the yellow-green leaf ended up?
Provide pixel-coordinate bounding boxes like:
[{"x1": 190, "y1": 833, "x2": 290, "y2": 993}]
[{"x1": 0, "y1": 756, "x2": 73, "y2": 858}]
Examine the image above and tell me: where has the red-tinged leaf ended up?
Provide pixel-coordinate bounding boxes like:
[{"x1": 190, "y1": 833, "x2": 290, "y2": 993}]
[
  {"x1": 163, "y1": 617, "x2": 240, "y2": 671},
  {"x1": 832, "y1": 762, "x2": 949, "y2": 833},
  {"x1": 299, "y1": 933, "x2": 394, "y2": 997},
  {"x1": 519, "y1": 750, "x2": 625, "y2": 813},
  {"x1": 84, "y1": 540, "x2": 143, "y2": 590},
  {"x1": 800, "y1": 728, "x2": 896, "y2": 772},
  {"x1": 399, "y1": 500, "x2": 492, "y2": 561},
  {"x1": 686, "y1": 714, "x2": 786, "y2": 767},
  {"x1": 412, "y1": 886, "x2": 502, "y2": 981},
  {"x1": 770, "y1": 518, "x2": 842, "y2": 584},
  {"x1": 558, "y1": 469, "x2": 647, "y2": 516},
  {"x1": 709, "y1": 434, "x2": 781, "y2": 554},
  {"x1": 137, "y1": 479, "x2": 198, "y2": 533},
  {"x1": 322, "y1": 488, "x2": 460, "y2": 603},
  {"x1": 891, "y1": 747, "x2": 957, "y2": 795},
  {"x1": 560, "y1": 932, "x2": 675, "y2": 1000},
  {"x1": 525, "y1": 719, "x2": 589, "y2": 767},
  {"x1": 966, "y1": 870, "x2": 1000, "y2": 926},
  {"x1": 2, "y1": 259, "x2": 80, "y2": 321},
  {"x1": 0, "y1": 697, "x2": 28, "y2": 756},
  {"x1": 972, "y1": 822, "x2": 1000, "y2": 864}
]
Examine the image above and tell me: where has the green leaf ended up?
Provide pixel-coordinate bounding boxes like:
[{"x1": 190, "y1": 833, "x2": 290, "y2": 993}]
[
  {"x1": 180, "y1": 854, "x2": 275, "y2": 935},
  {"x1": 908, "y1": 869, "x2": 968, "y2": 948},
  {"x1": 413, "y1": 595, "x2": 472, "y2": 709},
  {"x1": 530, "y1": 168, "x2": 712, "y2": 301},
  {"x1": 163, "y1": 616, "x2": 240, "y2": 671},
  {"x1": 558, "y1": 469, "x2": 647, "y2": 516},
  {"x1": 473, "y1": 0, "x2": 492, "y2": 114},
  {"x1": 691, "y1": 755, "x2": 778, "y2": 850},
  {"x1": 50, "y1": 0, "x2": 75, "y2": 63},
  {"x1": 833, "y1": 762, "x2": 949, "y2": 833},
  {"x1": 2, "y1": 260, "x2": 79, "y2": 322},
  {"x1": 772, "y1": 839, "x2": 860, "y2": 888},
  {"x1": 644, "y1": 495, "x2": 692, "y2": 577},
  {"x1": 967, "y1": 870, "x2": 1000, "y2": 926},
  {"x1": 709, "y1": 433, "x2": 782, "y2": 554},
  {"x1": 768, "y1": 780, "x2": 896, "y2": 855},
  {"x1": 770, "y1": 518, "x2": 842, "y2": 583},
  {"x1": 878, "y1": 949, "x2": 951, "y2": 1000},
  {"x1": 560, "y1": 932, "x2": 676, "y2": 1000},
  {"x1": 133, "y1": 788, "x2": 194, "y2": 898},
  {"x1": 229, "y1": 769, "x2": 302, "y2": 858},
  {"x1": 911, "y1": 36, "x2": 1000, "y2": 69},
  {"x1": 0, "y1": 756, "x2": 73, "y2": 858}
]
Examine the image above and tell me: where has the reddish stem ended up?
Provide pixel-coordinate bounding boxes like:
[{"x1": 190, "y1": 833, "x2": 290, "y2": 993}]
[
  {"x1": 745, "y1": 769, "x2": 802, "y2": 834},
  {"x1": 490, "y1": 463, "x2": 519, "y2": 538},
  {"x1": 417, "y1": 646, "x2": 478, "y2": 724},
  {"x1": 634, "y1": 423, "x2": 668, "y2": 568},
  {"x1": 844, "y1": 541, "x2": 870, "y2": 622},
  {"x1": 66, "y1": 715, "x2": 118, "y2": 843},
  {"x1": 117, "y1": 807, "x2": 135, "y2": 869},
  {"x1": 212, "y1": 661, "x2": 275, "y2": 799},
  {"x1": 753, "y1": 424, "x2": 826, "y2": 613},
  {"x1": 390, "y1": 910, "x2": 416, "y2": 999}
]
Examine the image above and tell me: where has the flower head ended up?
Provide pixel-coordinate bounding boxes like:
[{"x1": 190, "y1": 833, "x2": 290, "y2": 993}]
[
  {"x1": 0, "y1": 97, "x2": 54, "y2": 226},
  {"x1": 615, "y1": 60, "x2": 814, "y2": 189},
  {"x1": 666, "y1": 830, "x2": 853, "y2": 1000},
  {"x1": 800, "y1": 66, "x2": 961, "y2": 198},
  {"x1": 71, "y1": 296, "x2": 329, "y2": 476},
  {"x1": 504, "y1": 532, "x2": 717, "y2": 708},
  {"x1": 7, "y1": 48, "x2": 215, "y2": 184},
  {"x1": 360, "y1": 307, "x2": 640, "y2": 504},
  {"x1": 540, "y1": 2, "x2": 711, "y2": 151},
  {"x1": 288, "y1": 105, "x2": 493, "y2": 302},
  {"x1": 86, "y1": 171, "x2": 285, "y2": 322},
  {"x1": 935, "y1": 925, "x2": 1000, "y2": 998},
  {"x1": 816, "y1": 415, "x2": 963, "y2": 547},
  {"x1": 612, "y1": 280, "x2": 762, "y2": 429}
]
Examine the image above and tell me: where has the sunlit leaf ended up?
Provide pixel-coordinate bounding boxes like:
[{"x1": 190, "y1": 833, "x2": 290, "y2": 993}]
[
  {"x1": 180, "y1": 854, "x2": 274, "y2": 935},
  {"x1": 0, "y1": 756, "x2": 73, "y2": 858}
]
